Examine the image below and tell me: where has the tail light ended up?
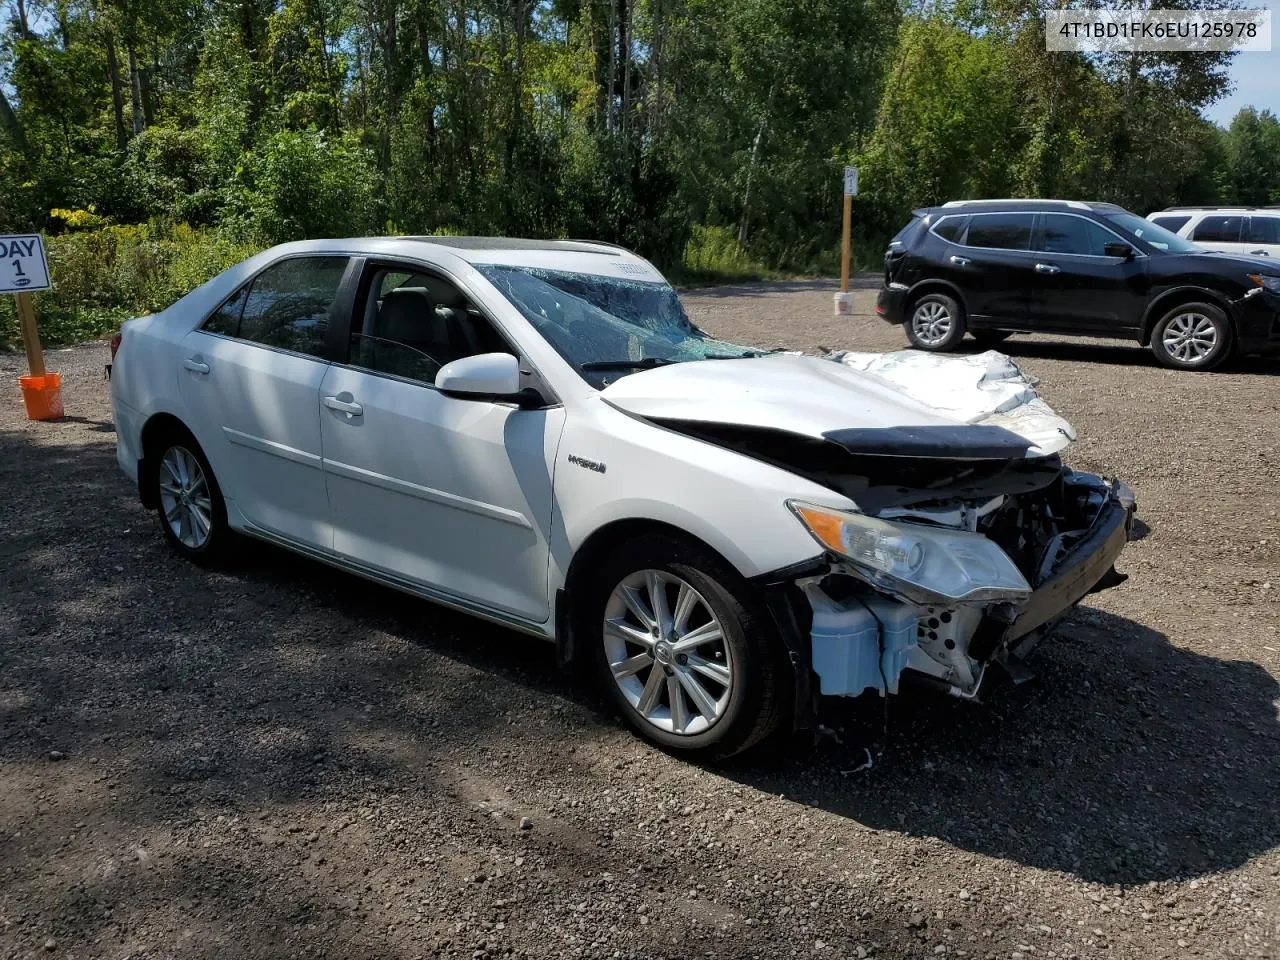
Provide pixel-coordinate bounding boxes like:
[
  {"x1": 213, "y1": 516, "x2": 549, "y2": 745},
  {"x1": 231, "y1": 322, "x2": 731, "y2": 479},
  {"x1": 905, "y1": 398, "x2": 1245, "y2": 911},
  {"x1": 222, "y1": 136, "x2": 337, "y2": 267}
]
[{"x1": 110, "y1": 330, "x2": 123, "y2": 360}]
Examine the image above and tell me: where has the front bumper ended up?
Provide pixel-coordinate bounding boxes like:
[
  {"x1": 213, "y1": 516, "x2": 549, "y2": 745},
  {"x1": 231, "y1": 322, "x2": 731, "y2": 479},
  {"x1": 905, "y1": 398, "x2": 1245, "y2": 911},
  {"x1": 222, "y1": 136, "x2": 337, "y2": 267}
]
[
  {"x1": 1232, "y1": 289, "x2": 1280, "y2": 355},
  {"x1": 875, "y1": 284, "x2": 908, "y2": 325}
]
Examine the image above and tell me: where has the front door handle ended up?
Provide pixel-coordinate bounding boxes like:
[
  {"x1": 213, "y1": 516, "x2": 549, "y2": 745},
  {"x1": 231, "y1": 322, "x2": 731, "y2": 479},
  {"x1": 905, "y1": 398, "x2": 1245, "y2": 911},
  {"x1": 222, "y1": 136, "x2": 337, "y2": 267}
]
[
  {"x1": 949, "y1": 255, "x2": 970, "y2": 267},
  {"x1": 1035, "y1": 263, "x2": 1061, "y2": 275},
  {"x1": 1250, "y1": 250, "x2": 1270, "y2": 256},
  {"x1": 323, "y1": 395, "x2": 364, "y2": 417},
  {"x1": 183, "y1": 358, "x2": 210, "y2": 374}
]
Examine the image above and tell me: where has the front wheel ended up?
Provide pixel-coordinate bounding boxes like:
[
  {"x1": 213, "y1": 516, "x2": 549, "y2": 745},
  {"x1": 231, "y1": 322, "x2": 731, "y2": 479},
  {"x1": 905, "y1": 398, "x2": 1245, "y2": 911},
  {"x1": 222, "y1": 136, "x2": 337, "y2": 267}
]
[
  {"x1": 905, "y1": 293, "x2": 967, "y2": 351},
  {"x1": 1150, "y1": 302, "x2": 1233, "y2": 370},
  {"x1": 585, "y1": 535, "x2": 789, "y2": 758}
]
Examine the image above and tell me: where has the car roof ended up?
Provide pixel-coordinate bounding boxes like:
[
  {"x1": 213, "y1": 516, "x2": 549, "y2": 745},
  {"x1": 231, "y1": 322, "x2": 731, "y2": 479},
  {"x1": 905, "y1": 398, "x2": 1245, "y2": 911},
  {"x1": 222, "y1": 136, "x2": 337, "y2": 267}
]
[
  {"x1": 1153, "y1": 206, "x2": 1280, "y2": 213},
  {"x1": 927, "y1": 199, "x2": 1127, "y2": 215},
  {"x1": 244, "y1": 235, "x2": 665, "y2": 280}
]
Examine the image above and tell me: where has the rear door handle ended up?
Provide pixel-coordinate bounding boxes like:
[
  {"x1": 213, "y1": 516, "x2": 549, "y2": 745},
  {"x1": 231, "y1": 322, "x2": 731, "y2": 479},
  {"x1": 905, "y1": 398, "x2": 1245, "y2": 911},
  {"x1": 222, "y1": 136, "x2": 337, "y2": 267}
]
[
  {"x1": 323, "y1": 395, "x2": 364, "y2": 417},
  {"x1": 1250, "y1": 250, "x2": 1269, "y2": 256},
  {"x1": 183, "y1": 358, "x2": 210, "y2": 374},
  {"x1": 949, "y1": 255, "x2": 970, "y2": 267},
  {"x1": 1035, "y1": 263, "x2": 1061, "y2": 275}
]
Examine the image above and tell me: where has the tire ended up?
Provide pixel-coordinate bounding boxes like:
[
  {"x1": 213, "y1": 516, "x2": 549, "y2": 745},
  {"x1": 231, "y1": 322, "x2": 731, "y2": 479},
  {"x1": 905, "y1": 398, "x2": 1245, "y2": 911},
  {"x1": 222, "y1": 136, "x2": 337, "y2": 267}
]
[
  {"x1": 970, "y1": 329, "x2": 1013, "y2": 345},
  {"x1": 904, "y1": 292, "x2": 967, "y2": 351},
  {"x1": 149, "y1": 429, "x2": 233, "y2": 565},
  {"x1": 583, "y1": 533, "x2": 789, "y2": 759},
  {"x1": 1150, "y1": 302, "x2": 1233, "y2": 371}
]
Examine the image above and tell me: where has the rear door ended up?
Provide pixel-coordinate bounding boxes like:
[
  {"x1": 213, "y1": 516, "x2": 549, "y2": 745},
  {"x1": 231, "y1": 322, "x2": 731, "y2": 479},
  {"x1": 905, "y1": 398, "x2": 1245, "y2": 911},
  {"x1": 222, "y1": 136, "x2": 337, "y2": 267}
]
[
  {"x1": 1026, "y1": 213, "x2": 1148, "y2": 335},
  {"x1": 948, "y1": 212, "x2": 1037, "y2": 327},
  {"x1": 1188, "y1": 214, "x2": 1249, "y2": 255},
  {"x1": 177, "y1": 255, "x2": 356, "y2": 547},
  {"x1": 1244, "y1": 214, "x2": 1280, "y2": 258}
]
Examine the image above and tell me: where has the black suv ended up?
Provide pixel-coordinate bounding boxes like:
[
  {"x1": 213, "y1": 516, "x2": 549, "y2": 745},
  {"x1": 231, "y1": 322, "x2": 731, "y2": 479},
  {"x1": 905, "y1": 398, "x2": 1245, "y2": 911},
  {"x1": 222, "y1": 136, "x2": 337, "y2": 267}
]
[{"x1": 875, "y1": 199, "x2": 1280, "y2": 370}]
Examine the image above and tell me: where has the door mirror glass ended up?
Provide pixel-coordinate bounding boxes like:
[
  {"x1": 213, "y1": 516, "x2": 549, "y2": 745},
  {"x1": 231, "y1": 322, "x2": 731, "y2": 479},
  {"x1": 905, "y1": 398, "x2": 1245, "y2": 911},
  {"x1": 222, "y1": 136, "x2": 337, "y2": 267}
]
[
  {"x1": 435, "y1": 352, "x2": 522, "y2": 399},
  {"x1": 1104, "y1": 241, "x2": 1135, "y2": 260}
]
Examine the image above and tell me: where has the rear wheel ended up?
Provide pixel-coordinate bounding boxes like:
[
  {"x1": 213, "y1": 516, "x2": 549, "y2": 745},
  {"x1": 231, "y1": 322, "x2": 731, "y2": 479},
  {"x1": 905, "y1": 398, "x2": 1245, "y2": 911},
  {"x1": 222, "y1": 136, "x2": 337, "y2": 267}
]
[
  {"x1": 585, "y1": 534, "x2": 788, "y2": 758},
  {"x1": 150, "y1": 432, "x2": 232, "y2": 564},
  {"x1": 1150, "y1": 302, "x2": 1232, "y2": 371},
  {"x1": 905, "y1": 293, "x2": 966, "y2": 351}
]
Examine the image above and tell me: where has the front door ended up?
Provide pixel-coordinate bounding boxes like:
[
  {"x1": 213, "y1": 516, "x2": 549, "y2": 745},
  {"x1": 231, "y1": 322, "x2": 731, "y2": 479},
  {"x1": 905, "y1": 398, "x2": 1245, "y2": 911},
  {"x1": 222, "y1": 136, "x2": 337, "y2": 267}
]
[
  {"x1": 318, "y1": 264, "x2": 566, "y2": 623},
  {"x1": 177, "y1": 255, "x2": 355, "y2": 548},
  {"x1": 1026, "y1": 213, "x2": 1148, "y2": 335}
]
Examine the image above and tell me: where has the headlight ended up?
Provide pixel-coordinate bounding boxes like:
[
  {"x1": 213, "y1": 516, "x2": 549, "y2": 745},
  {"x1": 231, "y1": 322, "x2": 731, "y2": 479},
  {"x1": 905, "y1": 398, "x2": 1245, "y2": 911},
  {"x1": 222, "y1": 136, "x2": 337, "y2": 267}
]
[
  {"x1": 788, "y1": 501, "x2": 1032, "y2": 604},
  {"x1": 1248, "y1": 274, "x2": 1280, "y2": 294}
]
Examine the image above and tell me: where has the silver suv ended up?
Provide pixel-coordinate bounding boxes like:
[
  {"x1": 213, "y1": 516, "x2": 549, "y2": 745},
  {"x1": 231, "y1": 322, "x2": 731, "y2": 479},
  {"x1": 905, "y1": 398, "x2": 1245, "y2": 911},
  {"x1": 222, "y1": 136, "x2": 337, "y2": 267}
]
[{"x1": 1147, "y1": 207, "x2": 1280, "y2": 259}]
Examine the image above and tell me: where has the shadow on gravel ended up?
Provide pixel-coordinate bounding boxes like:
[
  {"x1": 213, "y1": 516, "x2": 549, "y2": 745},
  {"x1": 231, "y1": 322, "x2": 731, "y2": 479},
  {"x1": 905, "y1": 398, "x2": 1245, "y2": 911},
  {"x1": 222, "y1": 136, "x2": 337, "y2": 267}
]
[
  {"x1": 959, "y1": 336, "x2": 1280, "y2": 375},
  {"x1": 723, "y1": 605, "x2": 1280, "y2": 886}
]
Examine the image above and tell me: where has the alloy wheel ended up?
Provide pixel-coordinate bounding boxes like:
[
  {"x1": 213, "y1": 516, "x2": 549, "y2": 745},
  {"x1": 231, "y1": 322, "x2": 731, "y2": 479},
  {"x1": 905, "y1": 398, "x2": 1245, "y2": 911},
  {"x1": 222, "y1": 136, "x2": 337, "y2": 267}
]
[
  {"x1": 602, "y1": 570, "x2": 734, "y2": 736},
  {"x1": 158, "y1": 445, "x2": 214, "y2": 549},
  {"x1": 1161, "y1": 312, "x2": 1218, "y2": 365},
  {"x1": 911, "y1": 300, "x2": 953, "y2": 346}
]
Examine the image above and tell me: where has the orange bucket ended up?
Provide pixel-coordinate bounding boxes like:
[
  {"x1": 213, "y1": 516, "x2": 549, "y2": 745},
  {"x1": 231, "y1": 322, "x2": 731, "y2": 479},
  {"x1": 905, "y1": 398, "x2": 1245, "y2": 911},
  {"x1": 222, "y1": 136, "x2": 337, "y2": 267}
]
[{"x1": 19, "y1": 373, "x2": 65, "y2": 421}]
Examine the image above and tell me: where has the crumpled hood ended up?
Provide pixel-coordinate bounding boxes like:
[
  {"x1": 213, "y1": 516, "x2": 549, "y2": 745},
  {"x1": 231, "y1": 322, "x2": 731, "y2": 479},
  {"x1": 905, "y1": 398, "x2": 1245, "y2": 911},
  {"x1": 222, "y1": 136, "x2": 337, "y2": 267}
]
[{"x1": 600, "y1": 350, "x2": 1075, "y2": 457}]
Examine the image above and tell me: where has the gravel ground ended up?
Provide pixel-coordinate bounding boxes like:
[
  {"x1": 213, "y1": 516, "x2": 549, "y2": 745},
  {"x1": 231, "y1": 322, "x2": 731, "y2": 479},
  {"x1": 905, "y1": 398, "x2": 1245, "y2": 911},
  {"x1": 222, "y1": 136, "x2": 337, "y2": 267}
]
[{"x1": 1, "y1": 278, "x2": 1278, "y2": 960}]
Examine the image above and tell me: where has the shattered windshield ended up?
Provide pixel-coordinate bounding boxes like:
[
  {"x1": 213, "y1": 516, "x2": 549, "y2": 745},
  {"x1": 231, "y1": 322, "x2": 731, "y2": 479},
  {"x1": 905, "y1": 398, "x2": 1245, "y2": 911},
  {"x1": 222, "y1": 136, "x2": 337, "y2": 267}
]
[{"x1": 475, "y1": 264, "x2": 761, "y2": 387}]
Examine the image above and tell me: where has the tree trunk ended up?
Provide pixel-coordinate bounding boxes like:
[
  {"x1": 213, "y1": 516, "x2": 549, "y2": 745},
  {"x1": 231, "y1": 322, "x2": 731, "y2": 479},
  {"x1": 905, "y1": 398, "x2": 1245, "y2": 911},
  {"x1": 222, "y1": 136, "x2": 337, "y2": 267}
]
[
  {"x1": 14, "y1": 0, "x2": 31, "y2": 38},
  {"x1": 128, "y1": 43, "x2": 146, "y2": 135},
  {"x1": 0, "y1": 89, "x2": 25, "y2": 150},
  {"x1": 105, "y1": 32, "x2": 129, "y2": 151}
]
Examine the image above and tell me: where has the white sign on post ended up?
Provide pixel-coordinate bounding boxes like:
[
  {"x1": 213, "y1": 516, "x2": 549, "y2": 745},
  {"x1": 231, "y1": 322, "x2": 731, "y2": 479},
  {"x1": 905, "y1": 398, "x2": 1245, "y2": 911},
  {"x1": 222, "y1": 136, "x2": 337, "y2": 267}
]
[
  {"x1": 0, "y1": 235, "x2": 51, "y2": 294},
  {"x1": 843, "y1": 166, "x2": 859, "y2": 197}
]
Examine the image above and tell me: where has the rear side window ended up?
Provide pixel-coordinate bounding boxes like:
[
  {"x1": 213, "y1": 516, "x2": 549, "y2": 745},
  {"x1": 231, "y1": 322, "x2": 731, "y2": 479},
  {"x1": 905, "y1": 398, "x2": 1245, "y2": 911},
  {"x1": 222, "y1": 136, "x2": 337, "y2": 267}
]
[
  {"x1": 1036, "y1": 214, "x2": 1117, "y2": 256},
  {"x1": 1150, "y1": 215, "x2": 1191, "y2": 233},
  {"x1": 931, "y1": 216, "x2": 967, "y2": 243},
  {"x1": 1245, "y1": 216, "x2": 1280, "y2": 244},
  {"x1": 965, "y1": 213, "x2": 1034, "y2": 251},
  {"x1": 1191, "y1": 216, "x2": 1243, "y2": 243},
  {"x1": 237, "y1": 257, "x2": 350, "y2": 358},
  {"x1": 203, "y1": 286, "x2": 248, "y2": 337}
]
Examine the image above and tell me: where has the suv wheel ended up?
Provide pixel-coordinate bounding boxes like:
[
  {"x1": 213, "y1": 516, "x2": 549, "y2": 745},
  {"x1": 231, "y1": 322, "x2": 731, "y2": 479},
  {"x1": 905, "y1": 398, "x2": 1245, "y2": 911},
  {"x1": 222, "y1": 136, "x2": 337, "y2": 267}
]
[
  {"x1": 585, "y1": 534, "x2": 788, "y2": 759},
  {"x1": 1151, "y1": 302, "x2": 1233, "y2": 371},
  {"x1": 905, "y1": 293, "x2": 966, "y2": 351}
]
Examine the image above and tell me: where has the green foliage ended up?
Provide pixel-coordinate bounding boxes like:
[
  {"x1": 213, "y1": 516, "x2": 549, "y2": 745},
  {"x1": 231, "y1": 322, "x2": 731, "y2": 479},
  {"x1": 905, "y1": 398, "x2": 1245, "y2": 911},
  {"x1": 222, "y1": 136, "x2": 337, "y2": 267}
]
[
  {"x1": 0, "y1": 225, "x2": 256, "y2": 350},
  {"x1": 0, "y1": 0, "x2": 1274, "y2": 344}
]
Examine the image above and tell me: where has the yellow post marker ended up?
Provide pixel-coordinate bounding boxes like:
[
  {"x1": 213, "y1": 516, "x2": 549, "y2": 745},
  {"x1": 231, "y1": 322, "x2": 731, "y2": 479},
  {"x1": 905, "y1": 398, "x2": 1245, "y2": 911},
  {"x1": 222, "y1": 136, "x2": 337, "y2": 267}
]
[
  {"x1": 3, "y1": 233, "x2": 63, "y2": 420},
  {"x1": 15, "y1": 291, "x2": 45, "y2": 377},
  {"x1": 840, "y1": 192, "x2": 852, "y2": 294},
  {"x1": 833, "y1": 165, "x2": 858, "y2": 316}
]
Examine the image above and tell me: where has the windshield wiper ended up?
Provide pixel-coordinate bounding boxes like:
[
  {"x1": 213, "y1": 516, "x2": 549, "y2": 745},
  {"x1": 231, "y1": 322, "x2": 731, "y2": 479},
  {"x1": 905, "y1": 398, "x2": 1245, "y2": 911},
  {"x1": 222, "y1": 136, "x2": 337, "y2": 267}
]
[{"x1": 580, "y1": 357, "x2": 682, "y2": 371}]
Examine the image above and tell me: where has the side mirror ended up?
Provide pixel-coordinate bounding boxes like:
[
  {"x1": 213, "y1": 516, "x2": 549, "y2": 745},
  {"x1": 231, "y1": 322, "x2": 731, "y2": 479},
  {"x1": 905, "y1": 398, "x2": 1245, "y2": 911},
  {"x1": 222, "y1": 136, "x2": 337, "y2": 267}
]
[
  {"x1": 1104, "y1": 241, "x2": 1135, "y2": 260},
  {"x1": 436, "y1": 352, "x2": 538, "y2": 405}
]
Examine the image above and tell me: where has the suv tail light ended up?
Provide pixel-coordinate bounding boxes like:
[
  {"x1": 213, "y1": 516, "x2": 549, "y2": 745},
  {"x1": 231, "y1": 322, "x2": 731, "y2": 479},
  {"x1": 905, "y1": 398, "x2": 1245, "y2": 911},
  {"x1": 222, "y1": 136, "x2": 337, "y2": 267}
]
[{"x1": 110, "y1": 330, "x2": 123, "y2": 359}]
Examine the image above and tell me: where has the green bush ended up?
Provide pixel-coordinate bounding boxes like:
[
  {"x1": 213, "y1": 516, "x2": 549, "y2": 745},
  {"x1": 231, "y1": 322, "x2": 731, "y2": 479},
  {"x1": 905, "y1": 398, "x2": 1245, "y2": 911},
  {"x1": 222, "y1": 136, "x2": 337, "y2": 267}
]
[{"x1": 0, "y1": 224, "x2": 256, "y2": 350}]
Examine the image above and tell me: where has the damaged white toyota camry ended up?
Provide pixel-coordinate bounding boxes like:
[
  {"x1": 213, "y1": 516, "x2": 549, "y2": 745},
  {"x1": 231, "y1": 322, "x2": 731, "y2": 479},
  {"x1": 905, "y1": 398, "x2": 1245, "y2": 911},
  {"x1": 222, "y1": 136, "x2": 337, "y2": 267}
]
[{"x1": 108, "y1": 237, "x2": 1136, "y2": 757}]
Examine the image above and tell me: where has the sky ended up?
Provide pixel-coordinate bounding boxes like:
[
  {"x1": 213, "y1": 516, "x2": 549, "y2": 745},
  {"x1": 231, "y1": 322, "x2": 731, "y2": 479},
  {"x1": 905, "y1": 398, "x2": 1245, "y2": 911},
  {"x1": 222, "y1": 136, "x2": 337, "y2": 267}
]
[{"x1": 1203, "y1": 0, "x2": 1280, "y2": 125}]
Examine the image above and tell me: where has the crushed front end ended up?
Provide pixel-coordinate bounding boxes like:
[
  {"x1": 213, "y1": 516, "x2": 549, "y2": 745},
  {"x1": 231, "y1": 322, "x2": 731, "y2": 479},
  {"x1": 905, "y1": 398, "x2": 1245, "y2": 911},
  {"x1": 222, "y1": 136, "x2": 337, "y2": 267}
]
[{"x1": 784, "y1": 459, "x2": 1136, "y2": 703}]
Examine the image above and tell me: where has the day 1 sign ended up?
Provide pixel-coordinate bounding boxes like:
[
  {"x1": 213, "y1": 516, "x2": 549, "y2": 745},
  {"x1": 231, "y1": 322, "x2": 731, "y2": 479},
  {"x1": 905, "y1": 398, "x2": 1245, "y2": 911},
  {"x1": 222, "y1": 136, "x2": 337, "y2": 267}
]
[
  {"x1": 843, "y1": 165, "x2": 859, "y2": 197},
  {"x1": 0, "y1": 234, "x2": 51, "y2": 294}
]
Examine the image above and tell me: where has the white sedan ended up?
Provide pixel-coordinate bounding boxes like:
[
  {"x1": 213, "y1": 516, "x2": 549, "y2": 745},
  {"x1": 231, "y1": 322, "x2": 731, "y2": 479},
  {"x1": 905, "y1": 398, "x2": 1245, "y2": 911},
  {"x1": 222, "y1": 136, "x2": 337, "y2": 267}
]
[{"x1": 108, "y1": 237, "x2": 1135, "y2": 757}]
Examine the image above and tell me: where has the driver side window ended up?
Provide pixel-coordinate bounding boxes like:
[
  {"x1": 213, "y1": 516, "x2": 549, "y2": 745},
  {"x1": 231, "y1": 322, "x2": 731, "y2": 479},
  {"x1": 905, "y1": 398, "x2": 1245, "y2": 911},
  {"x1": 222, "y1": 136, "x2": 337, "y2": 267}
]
[{"x1": 349, "y1": 267, "x2": 511, "y2": 386}]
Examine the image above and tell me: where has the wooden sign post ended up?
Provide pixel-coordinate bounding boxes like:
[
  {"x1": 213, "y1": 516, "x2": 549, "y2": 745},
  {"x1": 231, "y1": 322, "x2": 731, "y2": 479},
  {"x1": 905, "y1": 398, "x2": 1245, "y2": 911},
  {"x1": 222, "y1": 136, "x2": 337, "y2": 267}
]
[
  {"x1": 833, "y1": 166, "x2": 859, "y2": 315},
  {"x1": 2, "y1": 234, "x2": 61, "y2": 420}
]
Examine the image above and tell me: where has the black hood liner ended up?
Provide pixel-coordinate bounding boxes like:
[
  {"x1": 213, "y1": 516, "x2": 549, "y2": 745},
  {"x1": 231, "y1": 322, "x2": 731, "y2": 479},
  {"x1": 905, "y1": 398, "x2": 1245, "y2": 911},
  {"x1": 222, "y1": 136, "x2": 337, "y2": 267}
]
[
  {"x1": 653, "y1": 418, "x2": 1062, "y2": 511},
  {"x1": 822, "y1": 424, "x2": 1034, "y2": 459}
]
